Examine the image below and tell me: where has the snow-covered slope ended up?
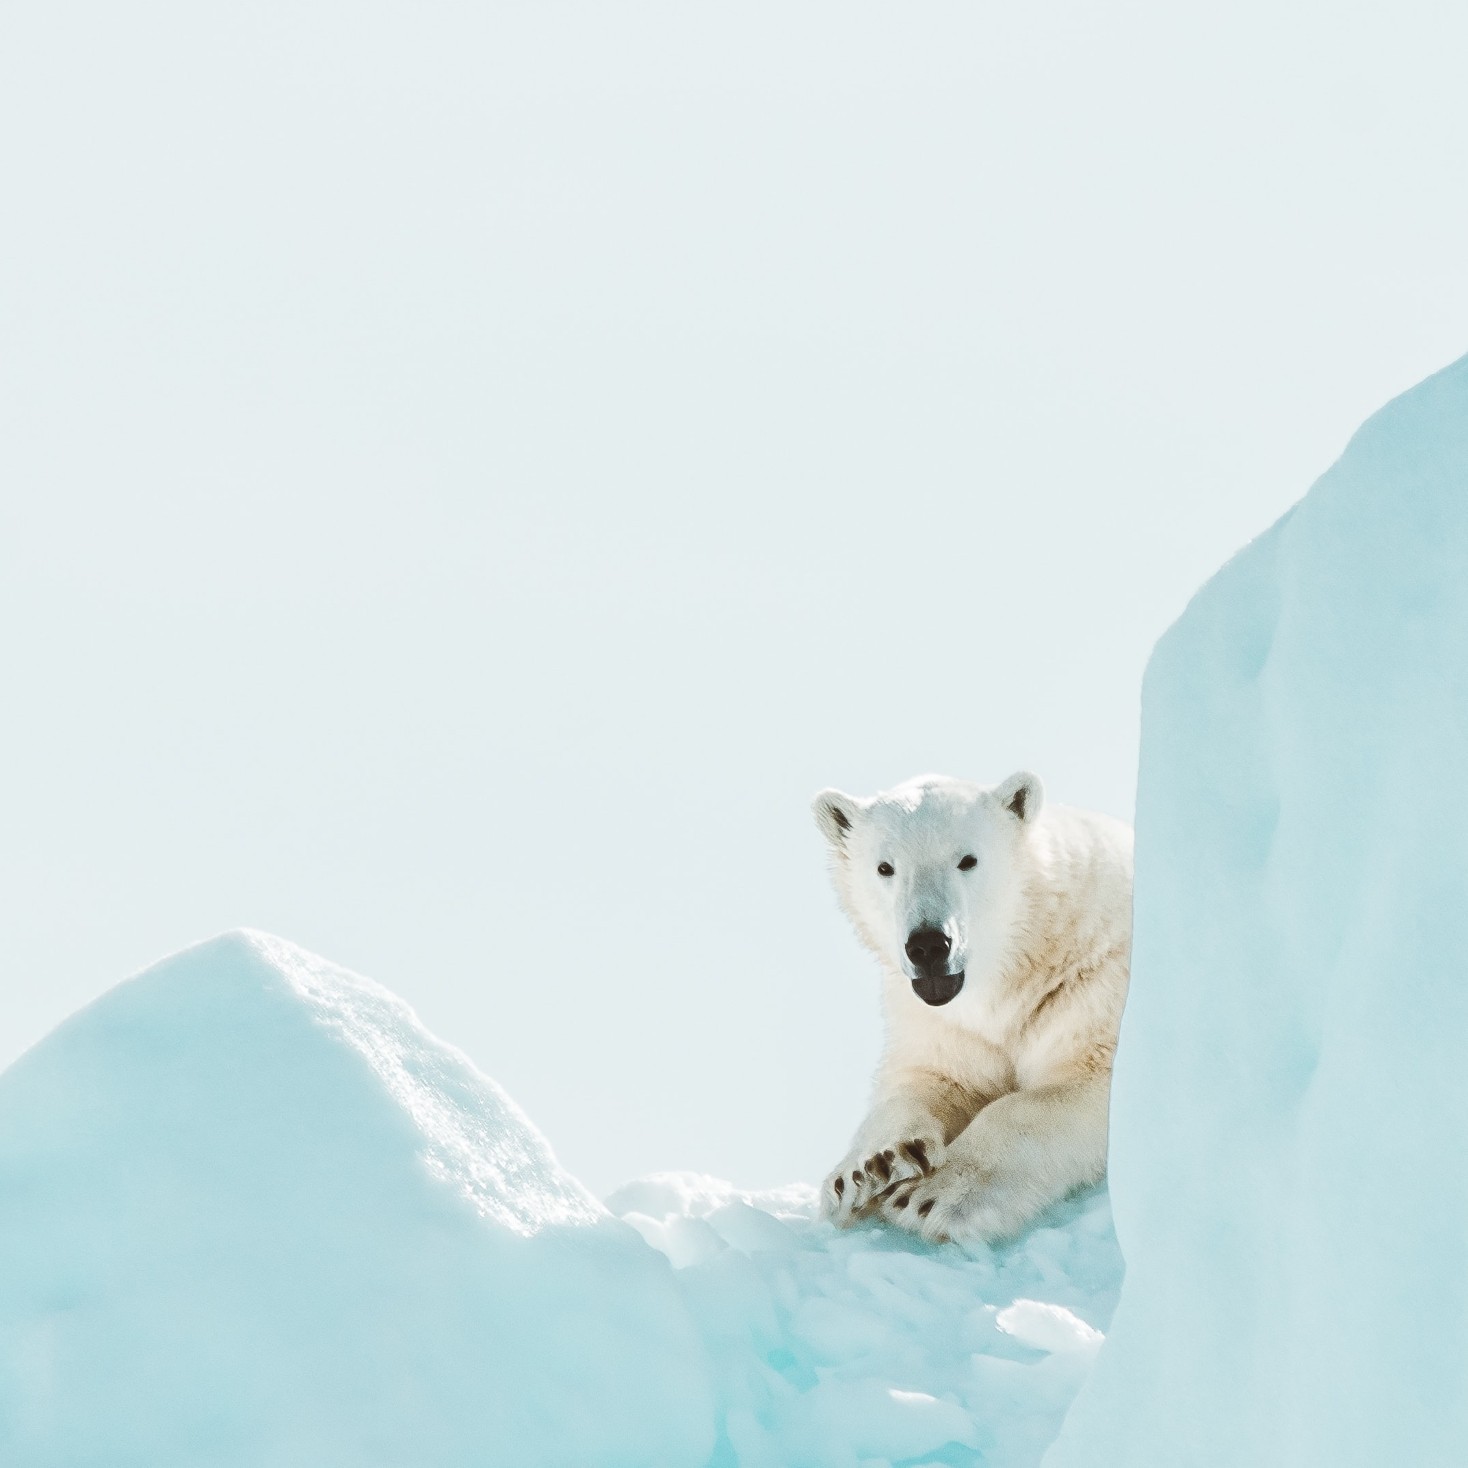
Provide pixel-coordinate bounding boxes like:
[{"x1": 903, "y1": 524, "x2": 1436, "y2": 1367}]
[
  {"x1": 0, "y1": 930, "x2": 1122, "y2": 1466},
  {"x1": 1048, "y1": 353, "x2": 1468, "y2": 1466},
  {"x1": 0, "y1": 931, "x2": 714, "y2": 1467}
]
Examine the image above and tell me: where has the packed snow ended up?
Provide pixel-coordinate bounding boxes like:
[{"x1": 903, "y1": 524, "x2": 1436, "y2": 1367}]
[
  {"x1": 1048, "y1": 352, "x2": 1468, "y2": 1466},
  {"x1": 0, "y1": 930, "x2": 1121, "y2": 1467},
  {"x1": 608, "y1": 1174, "x2": 1120, "y2": 1468}
]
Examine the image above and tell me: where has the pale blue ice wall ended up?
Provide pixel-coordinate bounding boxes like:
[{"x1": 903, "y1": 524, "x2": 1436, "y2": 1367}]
[{"x1": 1048, "y1": 354, "x2": 1468, "y2": 1466}]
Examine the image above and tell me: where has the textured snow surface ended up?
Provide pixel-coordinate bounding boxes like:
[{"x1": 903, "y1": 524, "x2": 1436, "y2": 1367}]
[
  {"x1": 0, "y1": 931, "x2": 713, "y2": 1468},
  {"x1": 608, "y1": 1174, "x2": 1121, "y2": 1468},
  {"x1": 0, "y1": 931, "x2": 1123, "y2": 1467},
  {"x1": 1048, "y1": 353, "x2": 1468, "y2": 1467}
]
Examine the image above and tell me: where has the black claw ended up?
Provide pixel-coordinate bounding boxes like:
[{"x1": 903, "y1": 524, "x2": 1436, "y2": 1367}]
[
  {"x1": 833, "y1": 1176, "x2": 844, "y2": 1198},
  {"x1": 902, "y1": 1140, "x2": 932, "y2": 1174},
  {"x1": 917, "y1": 1199, "x2": 934, "y2": 1217}
]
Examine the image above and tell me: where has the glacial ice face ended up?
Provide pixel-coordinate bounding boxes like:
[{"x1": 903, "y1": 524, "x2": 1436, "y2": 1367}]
[
  {"x1": 0, "y1": 931, "x2": 715, "y2": 1468},
  {"x1": 1048, "y1": 353, "x2": 1468, "y2": 1466}
]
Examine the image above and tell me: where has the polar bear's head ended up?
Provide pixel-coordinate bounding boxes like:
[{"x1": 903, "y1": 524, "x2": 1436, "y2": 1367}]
[{"x1": 812, "y1": 771, "x2": 1043, "y2": 1007}]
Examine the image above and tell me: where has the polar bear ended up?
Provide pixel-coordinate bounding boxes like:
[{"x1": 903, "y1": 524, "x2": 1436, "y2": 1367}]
[{"x1": 813, "y1": 770, "x2": 1132, "y2": 1245}]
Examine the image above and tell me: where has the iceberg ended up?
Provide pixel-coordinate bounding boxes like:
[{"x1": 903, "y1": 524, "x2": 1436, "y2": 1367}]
[
  {"x1": 10, "y1": 356, "x2": 1463, "y2": 1466},
  {"x1": 0, "y1": 931, "x2": 715, "y2": 1467},
  {"x1": 1048, "y1": 353, "x2": 1468, "y2": 1466}
]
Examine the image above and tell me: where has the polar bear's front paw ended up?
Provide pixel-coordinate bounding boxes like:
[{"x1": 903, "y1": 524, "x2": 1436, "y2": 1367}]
[
  {"x1": 822, "y1": 1132, "x2": 945, "y2": 1227},
  {"x1": 879, "y1": 1160, "x2": 1037, "y2": 1245}
]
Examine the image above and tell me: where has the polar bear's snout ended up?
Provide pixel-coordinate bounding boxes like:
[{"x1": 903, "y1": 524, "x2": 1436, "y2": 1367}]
[
  {"x1": 905, "y1": 927, "x2": 965, "y2": 1005},
  {"x1": 904, "y1": 926, "x2": 951, "y2": 969}
]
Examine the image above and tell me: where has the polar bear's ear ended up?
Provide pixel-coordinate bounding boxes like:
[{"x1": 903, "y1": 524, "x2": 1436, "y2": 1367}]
[
  {"x1": 994, "y1": 770, "x2": 1044, "y2": 825},
  {"x1": 812, "y1": 789, "x2": 862, "y2": 847}
]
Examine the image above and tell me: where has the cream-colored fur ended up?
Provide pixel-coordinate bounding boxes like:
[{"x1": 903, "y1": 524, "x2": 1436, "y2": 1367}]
[{"x1": 812, "y1": 771, "x2": 1132, "y2": 1244}]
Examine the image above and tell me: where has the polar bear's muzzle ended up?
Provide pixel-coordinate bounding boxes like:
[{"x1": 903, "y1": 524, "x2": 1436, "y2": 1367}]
[
  {"x1": 904, "y1": 927, "x2": 965, "y2": 1005},
  {"x1": 910, "y1": 971, "x2": 965, "y2": 1005}
]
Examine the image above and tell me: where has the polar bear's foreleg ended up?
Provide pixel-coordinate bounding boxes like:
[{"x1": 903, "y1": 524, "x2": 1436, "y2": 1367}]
[
  {"x1": 821, "y1": 1068, "x2": 980, "y2": 1227},
  {"x1": 880, "y1": 1071, "x2": 1112, "y2": 1244}
]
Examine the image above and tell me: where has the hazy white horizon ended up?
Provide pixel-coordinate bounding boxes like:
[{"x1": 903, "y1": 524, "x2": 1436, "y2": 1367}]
[{"x1": 3, "y1": 1, "x2": 1466, "y2": 1193}]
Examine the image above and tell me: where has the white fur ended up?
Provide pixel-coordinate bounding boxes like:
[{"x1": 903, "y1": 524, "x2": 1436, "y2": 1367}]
[{"x1": 813, "y1": 771, "x2": 1132, "y2": 1244}]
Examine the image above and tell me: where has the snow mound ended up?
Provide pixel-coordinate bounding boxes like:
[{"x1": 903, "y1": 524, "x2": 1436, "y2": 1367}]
[
  {"x1": 0, "y1": 930, "x2": 713, "y2": 1467},
  {"x1": 608, "y1": 1171, "x2": 1122, "y2": 1467},
  {"x1": 1049, "y1": 353, "x2": 1468, "y2": 1466}
]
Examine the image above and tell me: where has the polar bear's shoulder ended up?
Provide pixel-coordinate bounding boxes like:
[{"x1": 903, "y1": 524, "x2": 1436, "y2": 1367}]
[{"x1": 1032, "y1": 804, "x2": 1133, "y2": 893}]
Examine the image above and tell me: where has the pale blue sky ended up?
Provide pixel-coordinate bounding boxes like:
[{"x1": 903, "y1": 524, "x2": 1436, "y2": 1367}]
[{"x1": 3, "y1": 2, "x2": 1466, "y2": 1193}]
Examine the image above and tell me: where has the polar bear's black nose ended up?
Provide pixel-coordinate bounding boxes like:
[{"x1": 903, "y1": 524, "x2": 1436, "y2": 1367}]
[{"x1": 904, "y1": 927, "x2": 951, "y2": 970}]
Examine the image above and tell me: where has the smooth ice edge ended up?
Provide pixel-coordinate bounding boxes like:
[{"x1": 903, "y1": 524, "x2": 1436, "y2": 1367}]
[{"x1": 1048, "y1": 351, "x2": 1468, "y2": 1467}]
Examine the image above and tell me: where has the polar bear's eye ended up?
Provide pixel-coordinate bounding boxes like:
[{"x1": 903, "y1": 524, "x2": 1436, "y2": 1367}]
[
  {"x1": 958, "y1": 855, "x2": 978, "y2": 871},
  {"x1": 876, "y1": 862, "x2": 895, "y2": 877}
]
